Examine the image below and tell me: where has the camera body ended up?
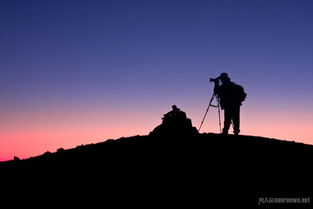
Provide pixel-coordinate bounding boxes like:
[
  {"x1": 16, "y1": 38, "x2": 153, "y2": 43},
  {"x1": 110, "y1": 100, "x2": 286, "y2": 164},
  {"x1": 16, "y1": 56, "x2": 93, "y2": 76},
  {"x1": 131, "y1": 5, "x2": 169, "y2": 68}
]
[{"x1": 210, "y1": 77, "x2": 220, "y2": 83}]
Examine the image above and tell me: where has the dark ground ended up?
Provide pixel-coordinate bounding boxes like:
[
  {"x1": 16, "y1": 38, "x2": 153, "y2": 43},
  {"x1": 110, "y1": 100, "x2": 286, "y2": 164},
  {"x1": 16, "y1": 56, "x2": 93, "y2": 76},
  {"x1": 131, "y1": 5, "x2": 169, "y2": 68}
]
[
  {"x1": 1, "y1": 133, "x2": 312, "y2": 208},
  {"x1": 1, "y1": 107, "x2": 312, "y2": 208}
]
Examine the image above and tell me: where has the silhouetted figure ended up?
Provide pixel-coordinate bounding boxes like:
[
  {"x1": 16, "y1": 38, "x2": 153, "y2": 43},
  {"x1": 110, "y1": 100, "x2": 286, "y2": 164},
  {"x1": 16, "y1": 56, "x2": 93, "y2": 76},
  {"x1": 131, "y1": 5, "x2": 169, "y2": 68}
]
[{"x1": 214, "y1": 73, "x2": 246, "y2": 135}]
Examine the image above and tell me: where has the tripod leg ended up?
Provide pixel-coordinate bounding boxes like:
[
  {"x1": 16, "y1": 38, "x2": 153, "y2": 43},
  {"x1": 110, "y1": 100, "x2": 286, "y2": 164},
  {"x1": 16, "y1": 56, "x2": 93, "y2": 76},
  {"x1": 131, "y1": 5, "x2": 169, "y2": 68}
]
[
  {"x1": 198, "y1": 93, "x2": 215, "y2": 132},
  {"x1": 217, "y1": 96, "x2": 222, "y2": 133}
]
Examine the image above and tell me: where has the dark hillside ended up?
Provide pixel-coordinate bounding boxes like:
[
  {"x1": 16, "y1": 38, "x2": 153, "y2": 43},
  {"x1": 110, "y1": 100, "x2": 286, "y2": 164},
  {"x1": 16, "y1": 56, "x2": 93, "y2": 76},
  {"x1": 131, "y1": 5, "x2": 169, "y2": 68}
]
[{"x1": 1, "y1": 107, "x2": 312, "y2": 208}]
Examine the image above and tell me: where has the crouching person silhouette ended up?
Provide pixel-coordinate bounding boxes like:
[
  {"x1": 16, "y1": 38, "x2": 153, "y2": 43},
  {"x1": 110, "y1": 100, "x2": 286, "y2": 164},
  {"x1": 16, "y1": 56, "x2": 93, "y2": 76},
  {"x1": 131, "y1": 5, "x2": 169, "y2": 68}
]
[{"x1": 213, "y1": 73, "x2": 246, "y2": 135}]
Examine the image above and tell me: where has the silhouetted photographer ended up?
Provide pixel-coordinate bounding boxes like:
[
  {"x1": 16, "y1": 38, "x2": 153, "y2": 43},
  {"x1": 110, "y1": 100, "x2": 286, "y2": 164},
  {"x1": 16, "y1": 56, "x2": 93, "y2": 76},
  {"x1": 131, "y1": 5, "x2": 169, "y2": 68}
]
[{"x1": 213, "y1": 73, "x2": 246, "y2": 135}]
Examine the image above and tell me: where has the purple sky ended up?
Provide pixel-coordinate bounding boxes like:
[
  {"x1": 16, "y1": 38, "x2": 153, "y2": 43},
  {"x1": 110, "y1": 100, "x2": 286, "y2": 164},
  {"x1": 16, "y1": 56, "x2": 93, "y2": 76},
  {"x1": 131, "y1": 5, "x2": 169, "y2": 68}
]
[{"x1": 1, "y1": 0, "x2": 313, "y2": 160}]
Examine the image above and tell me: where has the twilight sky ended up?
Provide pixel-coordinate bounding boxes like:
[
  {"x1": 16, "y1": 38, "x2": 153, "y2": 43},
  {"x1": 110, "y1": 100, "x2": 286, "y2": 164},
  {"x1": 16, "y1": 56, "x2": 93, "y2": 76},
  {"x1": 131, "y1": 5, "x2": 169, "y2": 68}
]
[{"x1": 1, "y1": 0, "x2": 313, "y2": 161}]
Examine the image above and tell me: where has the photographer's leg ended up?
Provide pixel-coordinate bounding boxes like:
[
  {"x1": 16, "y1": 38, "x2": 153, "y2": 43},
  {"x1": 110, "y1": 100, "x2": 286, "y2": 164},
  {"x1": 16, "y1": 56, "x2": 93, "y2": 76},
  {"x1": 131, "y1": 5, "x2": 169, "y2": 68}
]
[
  {"x1": 223, "y1": 108, "x2": 231, "y2": 134},
  {"x1": 233, "y1": 107, "x2": 240, "y2": 135}
]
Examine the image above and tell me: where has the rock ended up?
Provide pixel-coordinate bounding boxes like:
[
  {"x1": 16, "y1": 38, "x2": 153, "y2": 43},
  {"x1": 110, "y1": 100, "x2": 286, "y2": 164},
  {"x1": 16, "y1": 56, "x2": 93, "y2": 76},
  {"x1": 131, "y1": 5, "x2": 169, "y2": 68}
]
[
  {"x1": 149, "y1": 105, "x2": 198, "y2": 137},
  {"x1": 14, "y1": 156, "x2": 20, "y2": 161},
  {"x1": 57, "y1": 148, "x2": 65, "y2": 153},
  {"x1": 43, "y1": 151, "x2": 52, "y2": 157}
]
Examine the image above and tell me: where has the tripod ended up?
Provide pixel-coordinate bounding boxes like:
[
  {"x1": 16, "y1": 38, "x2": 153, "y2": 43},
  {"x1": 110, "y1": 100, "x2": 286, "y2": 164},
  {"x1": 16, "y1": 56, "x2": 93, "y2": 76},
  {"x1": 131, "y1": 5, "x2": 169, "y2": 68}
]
[{"x1": 198, "y1": 92, "x2": 222, "y2": 133}]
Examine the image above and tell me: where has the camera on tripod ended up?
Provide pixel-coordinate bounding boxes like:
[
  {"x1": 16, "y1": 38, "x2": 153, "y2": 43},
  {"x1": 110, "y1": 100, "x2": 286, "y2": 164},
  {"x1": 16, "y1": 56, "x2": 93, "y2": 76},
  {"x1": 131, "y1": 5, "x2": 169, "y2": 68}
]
[
  {"x1": 210, "y1": 77, "x2": 220, "y2": 83},
  {"x1": 198, "y1": 76, "x2": 222, "y2": 132}
]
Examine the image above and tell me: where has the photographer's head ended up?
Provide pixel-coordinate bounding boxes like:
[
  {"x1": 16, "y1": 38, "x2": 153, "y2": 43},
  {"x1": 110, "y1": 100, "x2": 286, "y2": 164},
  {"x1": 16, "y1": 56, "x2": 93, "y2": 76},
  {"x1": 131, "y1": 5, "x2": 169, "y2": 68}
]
[{"x1": 220, "y1": 72, "x2": 230, "y2": 84}]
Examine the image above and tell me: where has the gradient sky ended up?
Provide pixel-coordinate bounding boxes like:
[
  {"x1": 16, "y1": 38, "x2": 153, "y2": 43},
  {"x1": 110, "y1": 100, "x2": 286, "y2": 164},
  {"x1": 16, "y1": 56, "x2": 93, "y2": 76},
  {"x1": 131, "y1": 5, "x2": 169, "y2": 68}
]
[{"x1": 1, "y1": 0, "x2": 313, "y2": 161}]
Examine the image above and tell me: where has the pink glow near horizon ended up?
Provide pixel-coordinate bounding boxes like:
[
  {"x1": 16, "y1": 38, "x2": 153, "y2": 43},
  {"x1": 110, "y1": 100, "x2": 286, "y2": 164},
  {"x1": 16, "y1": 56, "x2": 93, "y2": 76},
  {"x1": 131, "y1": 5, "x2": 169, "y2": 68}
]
[
  {"x1": 193, "y1": 106, "x2": 313, "y2": 144},
  {"x1": 0, "y1": 105, "x2": 312, "y2": 161},
  {"x1": 242, "y1": 111, "x2": 313, "y2": 144},
  {"x1": 0, "y1": 109, "x2": 161, "y2": 161}
]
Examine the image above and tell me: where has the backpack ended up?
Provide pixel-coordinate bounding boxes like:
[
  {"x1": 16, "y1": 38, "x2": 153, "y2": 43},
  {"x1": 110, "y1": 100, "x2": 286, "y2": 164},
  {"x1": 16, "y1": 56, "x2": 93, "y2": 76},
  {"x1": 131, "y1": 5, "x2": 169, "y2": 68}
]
[{"x1": 234, "y1": 83, "x2": 247, "y2": 103}]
